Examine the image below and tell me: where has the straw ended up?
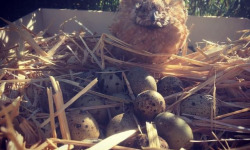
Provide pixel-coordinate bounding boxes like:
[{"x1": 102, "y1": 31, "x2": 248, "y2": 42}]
[
  {"x1": 87, "y1": 129, "x2": 137, "y2": 150},
  {"x1": 40, "y1": 78, "x2": 98, "y2": 128},
  {"x1": 47, "y1": 87, "x2": 57, "y2": 139},
  {"x1": 146, "y1": 122, "x2": 160, "y2": 148},
  {"x1": 49, "y1": 76, "x2": 71, "y2": 140},
  {"x1": 0, "y1": 17, "x2": 48, "y2": 57}
]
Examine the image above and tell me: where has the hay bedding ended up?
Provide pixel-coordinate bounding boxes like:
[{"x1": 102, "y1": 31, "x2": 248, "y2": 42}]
[{"x1": 0, "y1": 16, "x2": 250, "y2": 150}]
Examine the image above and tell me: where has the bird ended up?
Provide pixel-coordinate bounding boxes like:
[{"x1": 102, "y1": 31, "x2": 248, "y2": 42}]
[{"x1": 110, "y1": 0, "x2": 189, "y2": 63}]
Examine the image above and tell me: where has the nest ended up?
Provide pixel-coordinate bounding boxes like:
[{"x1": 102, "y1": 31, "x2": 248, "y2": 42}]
[{"x1": 0, "y1": 16, "x2": 250, "y2": 150}]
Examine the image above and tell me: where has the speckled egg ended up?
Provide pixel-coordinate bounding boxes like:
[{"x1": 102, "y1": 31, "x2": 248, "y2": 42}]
[
  {"x1": 107, "y1": 93, "x2": 133, "y2": 117},
  {"x1": 67, "y1": 111, "x2": 100, "y2": 141},
  {"x1": 75, "y1": 69, "x2": 99, "y2": 90},
  {"x1": 127, "y1": 67, "x2": 157, "y2": 95},
  {"x1": 106, "y1": 113, "x2": 137, "y2": 137},
  {"x1": 73, "y1": 94, "x2": 108, "y2": 125},
  {"x1": 134, "y1": 90, "x2": 166, "y2": 121},
  {"x1": 122, "y1": 133, "x2": 169, "y2": 149},
  {"x1": 154, "y1": 112, "x2": 193, "y2": 150},
  {"x1": 180, "y1": 94, "x2": 218, "y2": 118},
  {"x1": 157, "y1": 76, "x2": 183, "y2": 97},
  {"x1": 98, "y1": 67, "x2": 125, "y2": 94}
]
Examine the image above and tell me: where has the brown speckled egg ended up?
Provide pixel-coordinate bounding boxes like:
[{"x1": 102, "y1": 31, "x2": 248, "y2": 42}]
[
  {"x1": 75, "y1": 69, "x2": 99, "y2": 91},
  {"x1": 67, "y1": 111, "x2": 100, "y2": 141},
  {"x1": 107, "y1": 93, "x2": 133, "y2": 117},
  {"x1": 127, "y1": 67, "x2": 157, "y2": 96},
  {"x1": 106, "y1": 113, "x2": 137, "y2": 137},
  {"x1": 157, "y1": 76, "x2": 183, "y2": 97},
  {"x1": 154, "y1": 112, "x2": 193, "y2": 150},
  {"x1": 134, "y1": 90, "x2": 165, "y2": 121},
  {"x1": 122, "y1": 134, "x2": 169, "y2": 149},
  {"x1": 180, "y1": 94, "x2": 218, "y2": 118},
  {"x1": 73, "y1": 94, "x2": 108, "y2": 125},
  {"x1": 98, "y1": 67, "x2": 125, "y2": 94}
]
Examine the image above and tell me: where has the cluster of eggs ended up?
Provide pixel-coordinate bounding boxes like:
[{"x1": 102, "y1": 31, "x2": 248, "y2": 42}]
[{"x1": 67, "y1": 67, "x2": 216, "y2": 149}]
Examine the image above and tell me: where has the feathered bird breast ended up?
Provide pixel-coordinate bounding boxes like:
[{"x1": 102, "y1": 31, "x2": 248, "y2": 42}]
[{"x1": 110, "y1": 0, "x2": 188, "y2": 63}]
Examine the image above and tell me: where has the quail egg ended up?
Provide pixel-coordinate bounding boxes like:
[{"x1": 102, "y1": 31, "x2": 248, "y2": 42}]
[
  {"x1": 98, "y1": 67, "x2": 125, "y2": 94},
  {"x1": 73, "y1": 94, "x2": 108, "y2": 125},
  {"x1": 106, "y1": 113, "x2": 137, "y2": 137},
  {"x1": 157, "y1": 76, "x2": 183, "y2": 97},
  {"x1": 127, "y1": 67, "x2": 157, "y2": 95},
  {"x1": 122, "y1": 133, "x2": 169, "y2": 149},
  {"x1": 180, "y1": 94, "x2": 218, "y2": 118},
  {"x1": 107, "y1": 93, "x2": 133, "y2": 117},
  {"x1": 75, "y1": 69, "x2": 99, "y2": 90},
  {"x1": 154, "y1": 112, "x2": 193, "y2": 149},
  {"x1": 67, "y1": 111, "x2": 100, "y2": 140},
  {"x1": 134, "y1": 90, "x2": 166, "y2": 121}
]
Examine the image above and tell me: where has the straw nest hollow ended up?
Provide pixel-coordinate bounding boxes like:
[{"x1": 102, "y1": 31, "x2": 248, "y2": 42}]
[{"x1": 0, "y1": 15, "x2": 250, "y2": 150}]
